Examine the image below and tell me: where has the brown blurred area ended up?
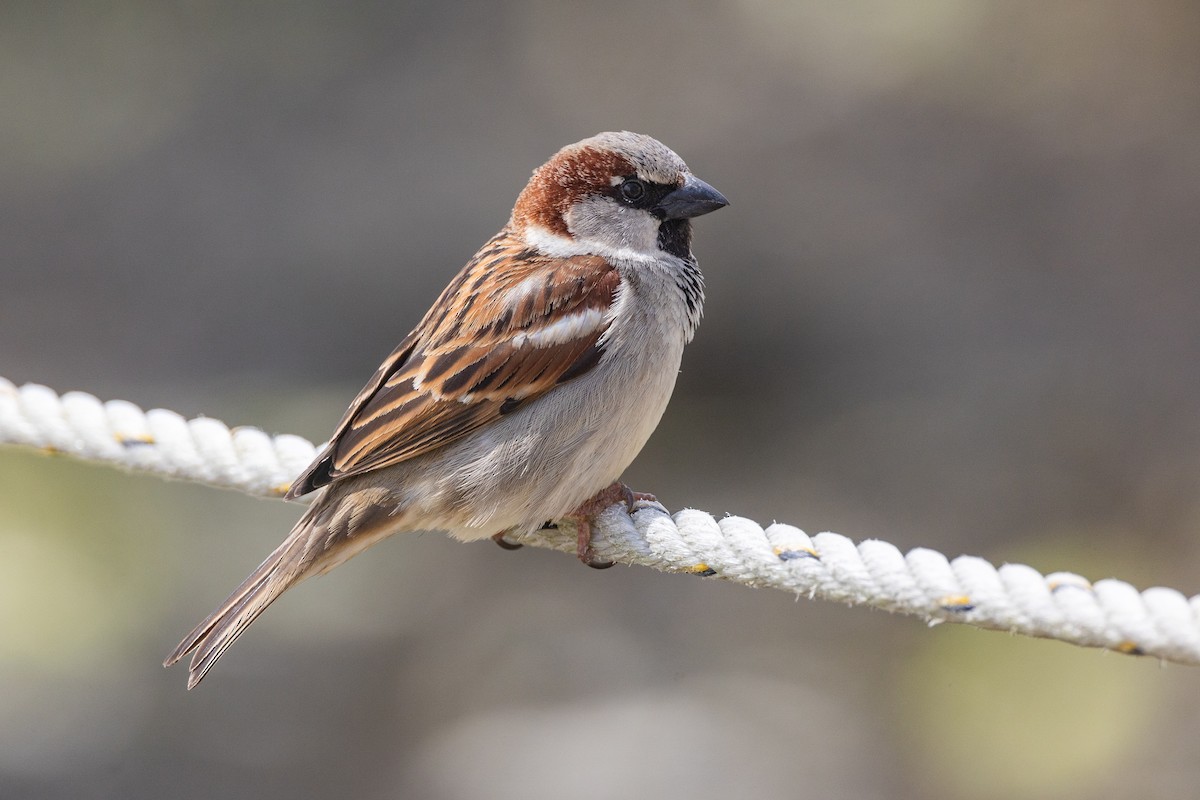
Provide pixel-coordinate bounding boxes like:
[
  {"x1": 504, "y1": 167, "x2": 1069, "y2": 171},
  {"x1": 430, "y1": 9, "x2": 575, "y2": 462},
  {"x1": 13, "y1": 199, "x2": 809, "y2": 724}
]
[{"x1": 2, "y1": 2, "x2": 1199, "y2": 798}]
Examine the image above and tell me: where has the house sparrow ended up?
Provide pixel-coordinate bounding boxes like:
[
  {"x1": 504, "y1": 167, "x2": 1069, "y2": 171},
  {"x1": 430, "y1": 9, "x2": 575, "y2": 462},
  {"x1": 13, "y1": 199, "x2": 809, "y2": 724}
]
[{"x1": 164, "y1": 131, "x2": 727, "y2": 688}]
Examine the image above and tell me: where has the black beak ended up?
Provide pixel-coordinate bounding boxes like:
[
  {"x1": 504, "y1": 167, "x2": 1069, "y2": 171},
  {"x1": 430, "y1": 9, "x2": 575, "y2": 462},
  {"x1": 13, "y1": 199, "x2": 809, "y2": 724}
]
[{"x1": 653, "y1": 175, "x2": 729, "y2": 220}]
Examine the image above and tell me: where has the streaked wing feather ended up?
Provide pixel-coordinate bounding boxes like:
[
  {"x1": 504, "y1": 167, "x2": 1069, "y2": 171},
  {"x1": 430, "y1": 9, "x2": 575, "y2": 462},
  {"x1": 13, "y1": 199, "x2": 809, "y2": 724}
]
[
  {"x1": 284, "y1": 334, "x2": 420, "y2": 498},
  {"x1": 286, "y1": 233, "x2": 618, "y2": 497}
]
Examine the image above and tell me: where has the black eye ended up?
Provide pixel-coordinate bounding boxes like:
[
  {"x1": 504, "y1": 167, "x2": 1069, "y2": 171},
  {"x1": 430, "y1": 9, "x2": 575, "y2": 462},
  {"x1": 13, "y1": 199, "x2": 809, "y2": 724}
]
[{"x1": 619, "y1": 177, "x2": 647, "y2": 203}]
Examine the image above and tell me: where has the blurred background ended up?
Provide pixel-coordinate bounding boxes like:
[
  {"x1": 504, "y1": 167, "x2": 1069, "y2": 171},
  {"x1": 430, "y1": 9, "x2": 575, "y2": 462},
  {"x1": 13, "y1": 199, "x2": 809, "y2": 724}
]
[{"x1": 2, "y1": 1, "x2": 1199, "y2": 797}]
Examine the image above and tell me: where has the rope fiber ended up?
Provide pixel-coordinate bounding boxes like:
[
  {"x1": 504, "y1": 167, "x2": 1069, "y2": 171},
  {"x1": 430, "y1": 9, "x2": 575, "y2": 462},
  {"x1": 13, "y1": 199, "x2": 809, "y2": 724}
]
[{"x1": 3, "y1": 376, "x2": 1198, "y2": 665}]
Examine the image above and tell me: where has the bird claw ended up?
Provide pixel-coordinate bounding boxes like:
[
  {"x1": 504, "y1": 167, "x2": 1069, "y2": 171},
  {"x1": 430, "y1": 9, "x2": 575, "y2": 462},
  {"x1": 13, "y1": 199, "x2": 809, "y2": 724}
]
[{"x1": 491, "y1": 531, "x2": 523, "y2": 551}]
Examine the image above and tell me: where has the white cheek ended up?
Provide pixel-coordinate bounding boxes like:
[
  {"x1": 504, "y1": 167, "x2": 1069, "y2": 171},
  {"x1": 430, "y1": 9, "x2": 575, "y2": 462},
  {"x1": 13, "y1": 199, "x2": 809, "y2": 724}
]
[
  {"x1": 565, "y1": 196, "x2": 660, "y2": 256},
  {"x1": 522, "y1": 222, "x2": 663, "y2": 268}
]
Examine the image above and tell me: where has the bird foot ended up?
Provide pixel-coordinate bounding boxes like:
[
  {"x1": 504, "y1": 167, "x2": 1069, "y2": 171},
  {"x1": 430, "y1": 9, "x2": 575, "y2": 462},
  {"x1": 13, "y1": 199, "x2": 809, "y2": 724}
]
[
  {"x1": 566, "y1": 482, "x2": 657, "y2": 569},
  {"x1": 490, "y1": 484, "x2": 656, "y2": 568}
]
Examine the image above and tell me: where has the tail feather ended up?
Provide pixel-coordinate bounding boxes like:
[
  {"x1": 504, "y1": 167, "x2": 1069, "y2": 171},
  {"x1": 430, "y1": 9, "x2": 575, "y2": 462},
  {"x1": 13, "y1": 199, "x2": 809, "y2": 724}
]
[
  {"x1": 164, "y1": 485, "x2": 401, "y2": 688},
  {"x1": 163, "y1": 537, "x2": 296, "y2": 689}
]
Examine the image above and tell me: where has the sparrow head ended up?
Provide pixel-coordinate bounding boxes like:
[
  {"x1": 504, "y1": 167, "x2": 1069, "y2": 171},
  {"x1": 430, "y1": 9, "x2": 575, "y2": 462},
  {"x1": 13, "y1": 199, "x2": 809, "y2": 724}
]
[{"x1": 512, "y1": 131, "x2": 728, "y2": 260}]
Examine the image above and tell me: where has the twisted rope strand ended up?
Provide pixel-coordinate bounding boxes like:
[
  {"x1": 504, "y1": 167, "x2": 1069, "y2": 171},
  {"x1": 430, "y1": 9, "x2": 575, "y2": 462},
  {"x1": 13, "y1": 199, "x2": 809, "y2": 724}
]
[{"x1": 3, "y1": 377, "x2": 1198, "y2": 665}]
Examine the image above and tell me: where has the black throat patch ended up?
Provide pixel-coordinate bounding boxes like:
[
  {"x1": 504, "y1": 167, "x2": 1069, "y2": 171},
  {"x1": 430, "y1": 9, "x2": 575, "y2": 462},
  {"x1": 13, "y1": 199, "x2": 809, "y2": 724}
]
[{"x1": 657, "y1": 218, "x2": 693, "y2": 260}]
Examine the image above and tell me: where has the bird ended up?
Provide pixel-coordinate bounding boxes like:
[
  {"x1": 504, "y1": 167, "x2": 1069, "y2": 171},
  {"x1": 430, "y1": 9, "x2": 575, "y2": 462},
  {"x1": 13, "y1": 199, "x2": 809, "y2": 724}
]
[{"x1": 164, "y1": 131, "x2": 728, "y2": 688}]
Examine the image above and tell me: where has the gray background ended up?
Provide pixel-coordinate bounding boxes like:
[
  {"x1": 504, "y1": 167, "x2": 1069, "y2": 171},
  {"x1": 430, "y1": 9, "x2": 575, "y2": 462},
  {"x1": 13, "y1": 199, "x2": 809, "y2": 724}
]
[{"x1": 2, "y1": 2, "x2": 1198, "y2": 798}]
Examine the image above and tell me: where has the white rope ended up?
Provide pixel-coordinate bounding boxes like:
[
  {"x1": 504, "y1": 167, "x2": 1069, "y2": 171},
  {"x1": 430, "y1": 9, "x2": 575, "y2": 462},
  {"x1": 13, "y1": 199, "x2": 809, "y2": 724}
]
[
  {"x1": 0, "y1": 378, "x2": 318, "y2": 498},
  {"x1": 3, "y1": 376, "x2": 1198, "y2": 666}
]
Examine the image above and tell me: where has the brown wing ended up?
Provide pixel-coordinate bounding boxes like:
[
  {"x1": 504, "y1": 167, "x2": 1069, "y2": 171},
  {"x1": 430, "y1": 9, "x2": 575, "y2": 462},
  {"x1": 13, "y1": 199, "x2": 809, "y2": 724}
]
[{"x1": 285, "y1": 232, "x2": 619, "y2": 499}]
